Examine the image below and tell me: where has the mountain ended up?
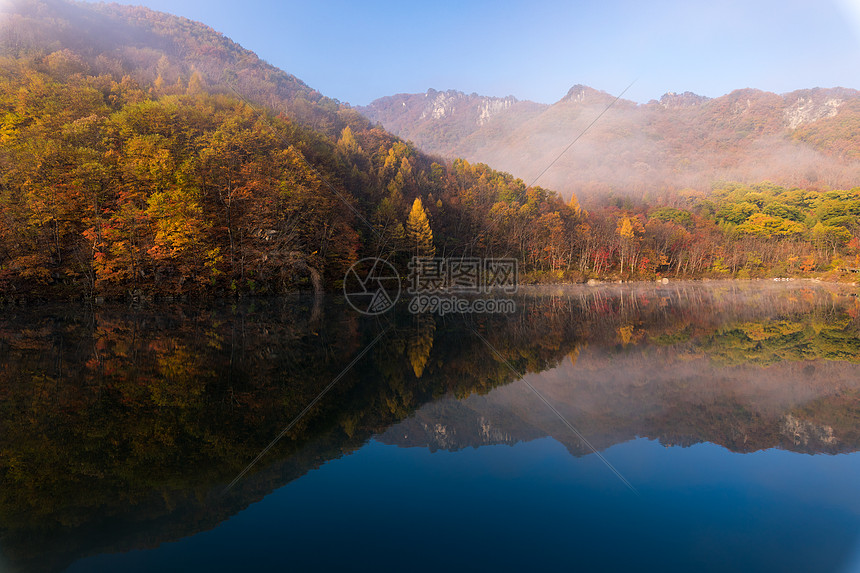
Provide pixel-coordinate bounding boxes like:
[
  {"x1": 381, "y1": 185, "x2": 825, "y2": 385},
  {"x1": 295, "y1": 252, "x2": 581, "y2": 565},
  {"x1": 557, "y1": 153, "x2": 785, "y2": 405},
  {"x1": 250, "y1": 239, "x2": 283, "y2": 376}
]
[
  {"x1": 360, "y1": 85, "x2": 860, "y2": 197},
  {"x1": 358, "y1": 88, "x2": 547, "y2": 155},
  {"x1": 3, "y1": 0, "x2": 860, "y2": 296},
  {"x1": 0, "y1": 0, "x2": 334, "y2": 131},
  {"x1": 0, "y1": 0, "x2": 581, "y2": 298}
]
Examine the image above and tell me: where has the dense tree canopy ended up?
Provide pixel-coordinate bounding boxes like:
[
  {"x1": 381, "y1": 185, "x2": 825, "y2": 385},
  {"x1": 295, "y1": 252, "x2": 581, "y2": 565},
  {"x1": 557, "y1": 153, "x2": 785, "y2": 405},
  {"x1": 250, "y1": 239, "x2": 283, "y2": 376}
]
[
  {"x1": 2, "y1": 1, "x2": 860, "y2": 300},
  {"x1": 0, "y1": 50, "x2": 590, "y2": 297}
]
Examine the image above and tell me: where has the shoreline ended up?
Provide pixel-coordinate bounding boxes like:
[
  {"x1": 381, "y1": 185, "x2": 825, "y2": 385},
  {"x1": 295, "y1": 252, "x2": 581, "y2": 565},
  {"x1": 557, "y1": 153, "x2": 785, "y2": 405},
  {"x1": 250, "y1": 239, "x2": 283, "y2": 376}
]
[
  {"x1": 517, "y1": 276, "x2": 859, "y2": 289},
  {"x1": 2, "y1": 277, "x2": 857, "y2": 308}
]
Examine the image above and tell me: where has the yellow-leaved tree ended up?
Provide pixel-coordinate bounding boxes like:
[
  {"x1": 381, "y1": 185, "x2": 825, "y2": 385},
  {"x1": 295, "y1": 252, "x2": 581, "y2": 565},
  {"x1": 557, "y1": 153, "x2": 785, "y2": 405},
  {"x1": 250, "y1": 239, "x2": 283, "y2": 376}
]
[{"x1": 406, "y1": 197, "x2": 435, "y2": 259}]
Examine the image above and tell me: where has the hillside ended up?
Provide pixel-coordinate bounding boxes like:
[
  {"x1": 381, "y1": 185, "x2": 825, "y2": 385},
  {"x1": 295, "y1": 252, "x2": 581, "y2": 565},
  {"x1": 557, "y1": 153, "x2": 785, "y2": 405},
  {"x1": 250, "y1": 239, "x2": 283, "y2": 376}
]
[
  {"x1": 2, "y1": 0, "x2": 860, "y2": 299},
  {"x1": 0, "y1": 0, "x2": 581, "y2": 298},
  {"x1": 359, "y1": 88, "x2": 547, "y2": 154},
  {"x1": 360, "y1": 85, "x2": 860, "y2": 196}
]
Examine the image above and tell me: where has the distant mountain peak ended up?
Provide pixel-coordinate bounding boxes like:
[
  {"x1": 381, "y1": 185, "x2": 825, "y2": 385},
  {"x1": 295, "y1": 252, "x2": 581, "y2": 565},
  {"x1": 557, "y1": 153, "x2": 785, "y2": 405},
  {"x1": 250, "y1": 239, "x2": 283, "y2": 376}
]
[
  {"x1": 562, "y1": 84, "x2": 612, "y2": 104},
  {"x1": 783, "y1": 94, "x2": 843, "y2": 129},
  {"x1": 657, "y1": 91, "x2": 710, "y2": 109},
  {"x1": 416, "y1": 89, "x2": 517, "y2": 123},
  {"x1": 779, "y1": 87, "x2": 860, "y2": 129},
  {"x1": 361, "y1": 83, "x2": 860, "y2": 192}
]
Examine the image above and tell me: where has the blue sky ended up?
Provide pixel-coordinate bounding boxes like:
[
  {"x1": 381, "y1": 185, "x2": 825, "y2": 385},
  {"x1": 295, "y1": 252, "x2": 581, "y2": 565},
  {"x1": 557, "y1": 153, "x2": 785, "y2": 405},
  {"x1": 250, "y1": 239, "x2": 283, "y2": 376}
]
[{"x1": 83, "y1": 0, "x2": 860, "y2": 105}]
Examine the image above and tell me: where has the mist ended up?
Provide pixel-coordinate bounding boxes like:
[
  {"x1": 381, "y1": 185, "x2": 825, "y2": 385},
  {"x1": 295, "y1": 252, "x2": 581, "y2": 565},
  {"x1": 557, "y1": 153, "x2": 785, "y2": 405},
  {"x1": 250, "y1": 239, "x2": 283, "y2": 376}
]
[{"x1": 362, "y1": 85, "x2": 860, "y2": 202}]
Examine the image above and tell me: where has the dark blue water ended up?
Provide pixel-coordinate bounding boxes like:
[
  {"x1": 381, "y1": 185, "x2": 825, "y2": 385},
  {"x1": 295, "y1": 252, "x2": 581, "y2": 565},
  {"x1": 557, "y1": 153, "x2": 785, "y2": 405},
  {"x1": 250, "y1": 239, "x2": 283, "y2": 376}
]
[
  {"x1": 66, "y1": 436, "x2": 860, "y2": 573},
  {"x1": 2, "y1": 282, "x2": 860, "y2": 572}
]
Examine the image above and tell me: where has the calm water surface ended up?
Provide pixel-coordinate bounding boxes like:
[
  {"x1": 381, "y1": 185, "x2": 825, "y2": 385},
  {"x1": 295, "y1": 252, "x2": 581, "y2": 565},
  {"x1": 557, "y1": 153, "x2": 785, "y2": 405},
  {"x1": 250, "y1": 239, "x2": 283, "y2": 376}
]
[{"x1": 2, "y1": 281, "x2": 860, "y2": 572}]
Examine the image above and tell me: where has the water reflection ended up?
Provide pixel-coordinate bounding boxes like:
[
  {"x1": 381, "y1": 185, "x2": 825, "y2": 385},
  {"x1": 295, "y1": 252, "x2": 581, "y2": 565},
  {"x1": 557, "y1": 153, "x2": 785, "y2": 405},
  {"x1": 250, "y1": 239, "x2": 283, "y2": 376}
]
[{"x1": 0, "y1": 281, "x2": 859, "y2": 572}]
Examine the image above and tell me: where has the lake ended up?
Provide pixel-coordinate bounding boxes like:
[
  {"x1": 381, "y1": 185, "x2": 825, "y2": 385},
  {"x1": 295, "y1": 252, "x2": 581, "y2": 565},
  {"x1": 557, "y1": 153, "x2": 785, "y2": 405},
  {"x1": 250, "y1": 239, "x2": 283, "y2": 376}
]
[{"x1": 1, "y1": 281, "x2": 860, "y2": 572}]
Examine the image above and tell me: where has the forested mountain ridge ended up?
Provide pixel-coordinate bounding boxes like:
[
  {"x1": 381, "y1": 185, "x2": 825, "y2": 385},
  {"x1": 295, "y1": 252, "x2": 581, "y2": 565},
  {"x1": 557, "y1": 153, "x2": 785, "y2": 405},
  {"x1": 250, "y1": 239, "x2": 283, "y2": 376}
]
[
  {"x1": 357, "y1": 88, "x2": 547, "y2": 155},
  {"x1": 0, "y1": 0, "x2": 581, "y2": 298},
  {"x1": 1, "y1": 0, "x2": 332, "y2": 131},
  {"x1": 2, "y1": 0, "x2": 860, "y2": 300},
  {"x1": 360, "y1": 84, "x2": 860, "y2": 195}
]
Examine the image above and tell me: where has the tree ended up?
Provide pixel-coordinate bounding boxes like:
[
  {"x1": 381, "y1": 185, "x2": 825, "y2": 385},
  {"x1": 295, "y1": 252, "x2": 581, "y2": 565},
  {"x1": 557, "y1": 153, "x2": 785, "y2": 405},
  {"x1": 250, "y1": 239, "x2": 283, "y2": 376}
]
[
  {"x1": 406, "y1": 197, "x2": 435, "y2": 259},
  {"x1": 568, "y1": 192, "x2": 582, "y2": 216},
  {"x1": 617, "y1": 216, "x2": 636, "y2": 275},
  {"x1": 337, "y1": 125, "x2": 362, "y2": 155}
]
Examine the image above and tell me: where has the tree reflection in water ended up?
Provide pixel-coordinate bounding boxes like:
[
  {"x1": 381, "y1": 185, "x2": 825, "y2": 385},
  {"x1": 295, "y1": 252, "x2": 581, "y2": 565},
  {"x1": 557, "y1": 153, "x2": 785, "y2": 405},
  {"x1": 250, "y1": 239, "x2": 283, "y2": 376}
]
[{"x1": 1, "y1": 281, "x2": 859, "y2": 572}]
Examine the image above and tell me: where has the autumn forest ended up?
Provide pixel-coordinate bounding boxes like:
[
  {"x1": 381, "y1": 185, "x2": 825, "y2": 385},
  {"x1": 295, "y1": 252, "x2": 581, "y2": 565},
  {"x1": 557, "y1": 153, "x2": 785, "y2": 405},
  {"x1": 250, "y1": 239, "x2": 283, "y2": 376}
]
[{"x1": 2, "y1": 1, "x2": 860, "y2": 301}]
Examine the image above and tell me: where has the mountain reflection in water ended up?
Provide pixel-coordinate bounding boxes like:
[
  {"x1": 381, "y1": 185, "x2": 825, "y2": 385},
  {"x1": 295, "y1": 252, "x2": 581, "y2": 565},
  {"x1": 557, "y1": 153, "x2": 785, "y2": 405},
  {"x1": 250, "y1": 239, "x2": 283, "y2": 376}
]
[{"x1": 1, "y1": 281, "x2": 859, "y2": 572}]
